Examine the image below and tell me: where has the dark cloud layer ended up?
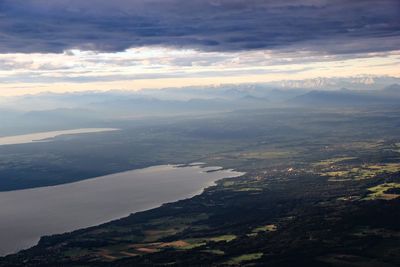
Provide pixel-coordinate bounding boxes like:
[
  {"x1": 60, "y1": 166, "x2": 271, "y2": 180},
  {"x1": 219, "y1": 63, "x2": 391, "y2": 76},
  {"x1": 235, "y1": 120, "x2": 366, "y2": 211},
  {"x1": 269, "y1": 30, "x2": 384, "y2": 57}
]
[{"x1": 0, "y1": 0, "x2": 399, "y2": 54}]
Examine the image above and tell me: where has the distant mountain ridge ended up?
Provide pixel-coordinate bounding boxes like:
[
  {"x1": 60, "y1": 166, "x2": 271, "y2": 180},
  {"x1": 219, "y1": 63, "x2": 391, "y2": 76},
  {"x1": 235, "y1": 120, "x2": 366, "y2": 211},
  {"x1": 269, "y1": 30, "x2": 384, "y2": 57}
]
[
  {"x1": 290, "y1": 84, "x2": 400, "y2": 106},
  {"x1": 0, "y1": 77, "x2": 399, "y2": 136},
  {"x1": 272, "y1": 76, "x2": 400, "y2": 91},
  {"x1": 383, "y1": 83, "x2": 400, "y2": 94}
]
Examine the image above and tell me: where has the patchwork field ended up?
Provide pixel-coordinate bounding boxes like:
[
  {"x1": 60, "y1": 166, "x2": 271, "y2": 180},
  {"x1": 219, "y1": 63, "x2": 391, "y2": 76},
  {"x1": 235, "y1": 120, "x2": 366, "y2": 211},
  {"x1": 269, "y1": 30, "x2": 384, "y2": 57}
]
[{"x1": 1, "y1": 107, "x2": 400, "y2": 266}]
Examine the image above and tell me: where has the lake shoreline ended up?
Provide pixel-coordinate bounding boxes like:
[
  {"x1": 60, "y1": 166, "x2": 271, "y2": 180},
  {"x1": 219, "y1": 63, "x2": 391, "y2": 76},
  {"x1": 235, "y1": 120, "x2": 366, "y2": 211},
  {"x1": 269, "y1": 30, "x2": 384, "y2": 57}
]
[
  {"x1": 0, "y1": 128, "x2": 119, "y2": 146},
  {"x1": 0, "y1": 164, "x2": 244, "y2": 256}
]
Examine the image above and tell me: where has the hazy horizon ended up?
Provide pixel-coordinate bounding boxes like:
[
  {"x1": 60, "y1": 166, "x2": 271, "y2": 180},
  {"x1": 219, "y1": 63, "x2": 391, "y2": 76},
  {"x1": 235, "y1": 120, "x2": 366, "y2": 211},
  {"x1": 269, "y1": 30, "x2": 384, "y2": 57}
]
[{"x1": 0, "y1": 0, "x2": 399, "y2": 96}]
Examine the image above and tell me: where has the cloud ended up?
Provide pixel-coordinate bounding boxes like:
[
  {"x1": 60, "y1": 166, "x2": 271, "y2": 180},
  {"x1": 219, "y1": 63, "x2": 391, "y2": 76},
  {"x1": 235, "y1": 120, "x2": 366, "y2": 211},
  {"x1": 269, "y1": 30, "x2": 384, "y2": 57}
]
[
  {"x1": 0, "y1": 0, "x2": 398, "y2": 54},
  {"x1": 0, "y1": 47, "x2": 398, "y2": 87}
]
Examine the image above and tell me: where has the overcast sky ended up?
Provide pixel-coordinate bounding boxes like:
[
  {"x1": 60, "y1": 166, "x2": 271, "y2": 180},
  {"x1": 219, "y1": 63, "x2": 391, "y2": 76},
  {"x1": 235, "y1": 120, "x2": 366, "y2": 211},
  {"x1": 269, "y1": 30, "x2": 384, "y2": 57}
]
[{"x1": 0, "y1": 0, "x2": 399, "y2": 96}]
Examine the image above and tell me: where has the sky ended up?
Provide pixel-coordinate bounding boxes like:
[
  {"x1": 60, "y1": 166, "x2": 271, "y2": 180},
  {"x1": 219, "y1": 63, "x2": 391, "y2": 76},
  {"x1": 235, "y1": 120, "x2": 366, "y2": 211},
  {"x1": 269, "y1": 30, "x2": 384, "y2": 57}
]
[{"x1": 0, "y1": 0, "x2": 399, "y2": 96}]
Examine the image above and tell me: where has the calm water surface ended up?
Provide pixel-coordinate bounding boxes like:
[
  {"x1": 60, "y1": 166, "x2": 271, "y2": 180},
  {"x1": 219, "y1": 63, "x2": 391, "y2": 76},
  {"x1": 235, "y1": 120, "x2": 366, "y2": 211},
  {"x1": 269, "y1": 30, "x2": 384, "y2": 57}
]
[
  {"x1": 0, "y1": 128, "x2": 119, "y2": 146},
  {"x1": 0, "y1": 164, "x2": 243, "y2": 255}
]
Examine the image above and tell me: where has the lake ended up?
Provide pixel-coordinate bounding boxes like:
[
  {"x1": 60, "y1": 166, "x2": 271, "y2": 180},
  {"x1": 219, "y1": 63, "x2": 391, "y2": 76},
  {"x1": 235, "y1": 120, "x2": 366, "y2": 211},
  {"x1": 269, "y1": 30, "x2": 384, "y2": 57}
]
[
  {"x1": 0, "y1": 128, "x2": 119, "y2": 146},
  {"x1": 0, "y1": 164, "x2": 244, "y2": 256}
]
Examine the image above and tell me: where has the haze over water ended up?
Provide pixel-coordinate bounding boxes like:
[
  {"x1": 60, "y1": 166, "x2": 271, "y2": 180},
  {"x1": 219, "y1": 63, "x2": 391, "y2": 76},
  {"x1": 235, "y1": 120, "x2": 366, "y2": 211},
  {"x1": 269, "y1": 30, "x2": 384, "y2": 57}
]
[
  {"x1": 0, "y1": 128, "x2": 119, "y2": 146},
  {"x1": 0, "y1": 164, "x2": 243, "y2": 256}
]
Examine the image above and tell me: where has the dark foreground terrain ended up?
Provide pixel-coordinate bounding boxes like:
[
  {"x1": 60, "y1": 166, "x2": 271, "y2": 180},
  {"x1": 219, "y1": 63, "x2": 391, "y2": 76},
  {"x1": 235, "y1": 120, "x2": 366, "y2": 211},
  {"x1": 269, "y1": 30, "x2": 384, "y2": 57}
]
[{"x1": 1, "y1": 107, "x2": 400, "y2": 266}]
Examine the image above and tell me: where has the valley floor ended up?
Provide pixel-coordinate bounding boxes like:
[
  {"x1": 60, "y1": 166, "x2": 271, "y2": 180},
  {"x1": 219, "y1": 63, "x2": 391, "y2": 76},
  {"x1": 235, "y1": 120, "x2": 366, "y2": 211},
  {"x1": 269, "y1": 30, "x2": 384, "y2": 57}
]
[{"x1": 1, "y1": 107, "x2": 400, "y2": 266}]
